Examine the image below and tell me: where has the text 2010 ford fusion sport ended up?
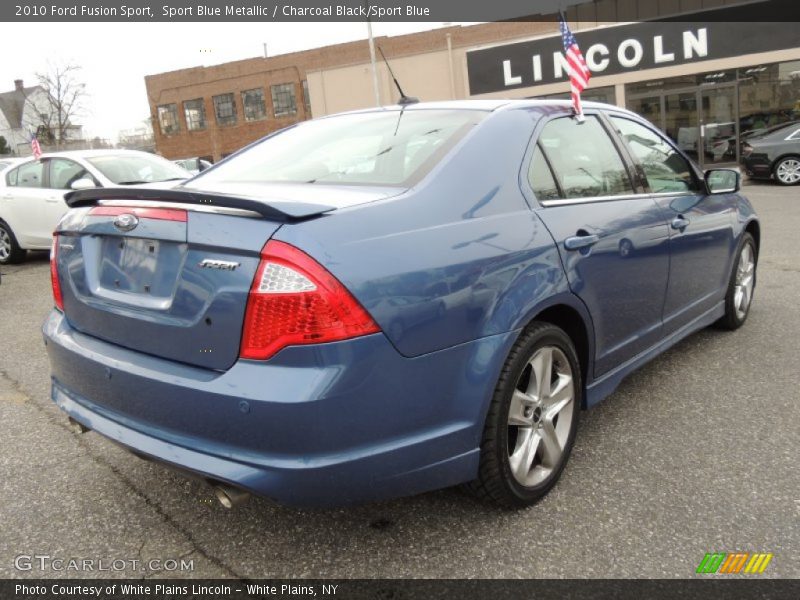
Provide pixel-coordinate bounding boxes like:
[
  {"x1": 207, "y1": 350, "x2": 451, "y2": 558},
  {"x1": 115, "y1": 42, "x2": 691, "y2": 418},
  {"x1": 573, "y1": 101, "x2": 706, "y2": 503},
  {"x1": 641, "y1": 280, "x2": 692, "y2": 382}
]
[{"x1": 44, "y1": 101, "x2": 759, "y2": 508}]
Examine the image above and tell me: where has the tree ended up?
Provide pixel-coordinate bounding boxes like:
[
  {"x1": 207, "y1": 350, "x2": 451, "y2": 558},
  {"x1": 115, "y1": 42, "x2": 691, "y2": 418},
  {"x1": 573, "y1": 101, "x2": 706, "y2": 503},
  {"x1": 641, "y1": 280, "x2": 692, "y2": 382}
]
[
  {"x1": 29, "y1": 61, "x2": 87, "y2": 148},
  {"x1": 0, "y1": 136, "x2": 10, "y2": 155}
]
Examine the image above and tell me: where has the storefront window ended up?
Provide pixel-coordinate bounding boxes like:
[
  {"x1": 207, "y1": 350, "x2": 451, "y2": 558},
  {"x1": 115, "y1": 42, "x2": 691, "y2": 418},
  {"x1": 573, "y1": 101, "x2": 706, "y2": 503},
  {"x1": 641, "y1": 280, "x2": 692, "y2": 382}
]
[
  {"x1": 738, "y1": 60, "x2": 800, "y2": 138},
  {"x1": 625, "y1": 60, "x2": 800, "y2": 166}
]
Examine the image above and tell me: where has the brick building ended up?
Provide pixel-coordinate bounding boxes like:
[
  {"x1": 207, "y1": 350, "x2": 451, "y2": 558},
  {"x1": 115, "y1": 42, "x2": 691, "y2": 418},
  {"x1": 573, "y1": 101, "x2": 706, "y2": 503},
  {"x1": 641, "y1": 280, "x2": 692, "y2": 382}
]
[
  {"x1": 146, "y1": 0, "x2": 800, "y2": 167},
  {"x1": 144, "y1": 22, "x2": 553, "y2": 162}
]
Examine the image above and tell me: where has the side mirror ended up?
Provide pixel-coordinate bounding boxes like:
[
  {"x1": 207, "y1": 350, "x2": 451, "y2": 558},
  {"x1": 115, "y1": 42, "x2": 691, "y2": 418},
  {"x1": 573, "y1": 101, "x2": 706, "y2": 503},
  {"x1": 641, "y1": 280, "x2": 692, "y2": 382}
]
[
  {"x1": 70, "y1": 178, "x2": 97, "y2": 191},
  {"x1": 705, "y1": 169, "x2": 740, "y2": 194}
]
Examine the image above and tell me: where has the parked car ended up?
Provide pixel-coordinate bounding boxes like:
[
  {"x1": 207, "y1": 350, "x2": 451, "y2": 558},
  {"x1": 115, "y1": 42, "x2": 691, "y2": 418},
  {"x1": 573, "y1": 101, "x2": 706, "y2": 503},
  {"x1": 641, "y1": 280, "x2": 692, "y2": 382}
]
[
  {"x1": 0, "y1": 150, "x2": 191, "y2": 264},
  {"x1": 0, "y1": 157, "x2": 23, "y2": 170},
  {"x1": 741, "y1": 121, "x2": 800, "y2": 185},
  {"x1": 45, "y1": 101, "x2": 759, "y2": 508},
  {"x1": 174, "y1": 157, "x2": 213, "y2": 175}
]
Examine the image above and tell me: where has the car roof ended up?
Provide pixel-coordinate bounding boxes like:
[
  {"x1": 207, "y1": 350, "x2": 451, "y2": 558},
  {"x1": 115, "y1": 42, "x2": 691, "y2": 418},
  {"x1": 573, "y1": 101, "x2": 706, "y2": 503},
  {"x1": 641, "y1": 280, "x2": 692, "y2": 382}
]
[
  {"x1": 316, "y1": 98, "x2": 639, "y2": 120},
  {"x1": 36, "y1": 149, "x2": 159, "y2": 160}
]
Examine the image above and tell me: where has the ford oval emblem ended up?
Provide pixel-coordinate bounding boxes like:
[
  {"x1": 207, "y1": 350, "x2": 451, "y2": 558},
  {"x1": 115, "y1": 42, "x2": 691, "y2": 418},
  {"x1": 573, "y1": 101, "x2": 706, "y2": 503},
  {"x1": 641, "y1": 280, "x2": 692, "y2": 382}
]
[{"x1": 113, "y1": 213, "x2": 139, "y2": 232}]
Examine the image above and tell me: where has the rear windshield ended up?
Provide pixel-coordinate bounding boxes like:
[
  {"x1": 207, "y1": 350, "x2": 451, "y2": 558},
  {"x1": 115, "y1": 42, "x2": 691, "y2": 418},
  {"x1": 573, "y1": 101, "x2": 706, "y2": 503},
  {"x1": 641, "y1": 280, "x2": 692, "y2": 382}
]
[{"x1": 190, "y1": 109, "x2": 486, "y2": 187}]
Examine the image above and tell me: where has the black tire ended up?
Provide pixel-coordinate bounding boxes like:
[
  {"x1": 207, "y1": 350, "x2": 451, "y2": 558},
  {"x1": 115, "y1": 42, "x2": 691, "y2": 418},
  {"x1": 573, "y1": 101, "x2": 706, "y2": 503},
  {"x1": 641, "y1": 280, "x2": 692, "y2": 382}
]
[
  {"x1": 468, "y1": 322, "x2": 582, "y2": 508},
  {"x1": 0, "y1": 220, "x2": 26, "y2": 265},
  {"x1": 716, "y1": 232, "x2": 757, "y2": 330}
]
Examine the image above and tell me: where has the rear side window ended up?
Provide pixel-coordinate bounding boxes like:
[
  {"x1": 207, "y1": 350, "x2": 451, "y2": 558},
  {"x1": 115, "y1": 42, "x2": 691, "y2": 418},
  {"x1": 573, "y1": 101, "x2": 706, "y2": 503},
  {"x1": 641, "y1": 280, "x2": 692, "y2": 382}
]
[
  {"x1": 189, "y1": 109, "x2": 486, "y2": 187},
  {"x1": 538, "y1": 116, "x2": 633, "y2": 199},
  {"x1": 11, "y1": 161, "x2": 44, "y2": 188},
  {"x1": 610, "y1": 116, "x2": 696, "y2": 193},
  {"x1": 528, "y1": 145, "x2": 560, "y2": 201}
]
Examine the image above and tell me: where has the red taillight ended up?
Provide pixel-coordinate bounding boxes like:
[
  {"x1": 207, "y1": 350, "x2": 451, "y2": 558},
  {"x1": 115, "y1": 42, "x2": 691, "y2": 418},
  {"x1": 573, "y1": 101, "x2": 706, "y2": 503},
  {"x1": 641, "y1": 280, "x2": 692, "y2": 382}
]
[
  {"x1": 50, "y1": 235, "x2": 64, "y2": 311},
  {"x1": 240, "y1": 240, "x2": 380, "y2": 360}
]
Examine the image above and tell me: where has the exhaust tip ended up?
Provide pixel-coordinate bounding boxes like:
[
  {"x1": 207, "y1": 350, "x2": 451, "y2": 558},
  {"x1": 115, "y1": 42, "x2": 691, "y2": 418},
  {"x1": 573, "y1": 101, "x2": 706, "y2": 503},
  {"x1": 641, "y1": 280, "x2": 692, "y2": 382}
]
[
  {"x1": 67, "y1": 417, "x2": 90, "y2": 434},
  {"x1": 212, "y1": 483, "x2": 250, "y2": 509}
]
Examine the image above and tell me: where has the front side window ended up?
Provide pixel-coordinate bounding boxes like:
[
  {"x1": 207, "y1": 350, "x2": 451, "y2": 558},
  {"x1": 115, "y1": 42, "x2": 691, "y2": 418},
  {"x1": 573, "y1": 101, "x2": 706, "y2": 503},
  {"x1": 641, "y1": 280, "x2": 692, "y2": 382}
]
[
  {"x1": 188, "y1": 109, "x2": 485, "y2": 188},
  {"x1": 184, "y1": 99, "x2": 207, "y2": 131},
  {"x1": 157, "y1": 104, "x2": 179, "y2": 135},
  {"x1": 48, "y1": 158, "x2": 94, "y2": 190},
  {"x1": 538, "y1": 116, "x2": 633, "y2": 199},
  {"x1": 271, "y1": 83, "x2": 297, "y2": 117},
  {"x1": 11, "y1": 161, "x2": 44, "y2": 188},
  {"x1": 213, "y1": 93, "x2": 237, "y2": 126},
  {"x1": 610, "y1": 116, "x2": 696, "y2": 193},
  {"x1": 242, "y1": 88, "x2": 267, "y2": 121}
]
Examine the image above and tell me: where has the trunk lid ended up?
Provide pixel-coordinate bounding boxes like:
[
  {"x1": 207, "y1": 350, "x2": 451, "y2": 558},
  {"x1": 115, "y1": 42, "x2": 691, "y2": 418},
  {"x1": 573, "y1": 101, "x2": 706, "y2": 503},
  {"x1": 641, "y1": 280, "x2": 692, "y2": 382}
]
[{"x1": 55, "y1": 187, "x2": 344, "y2": 370}]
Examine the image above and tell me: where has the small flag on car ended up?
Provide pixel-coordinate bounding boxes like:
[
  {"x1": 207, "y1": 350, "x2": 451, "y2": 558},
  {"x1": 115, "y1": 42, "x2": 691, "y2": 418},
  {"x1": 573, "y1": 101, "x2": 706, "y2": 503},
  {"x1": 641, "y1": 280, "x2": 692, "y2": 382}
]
[
  {"x1": 559, "y1": 12, "x2": 592, "y2": 122},
  {"x1": 31, "y1": 136, "x2": 42, "y2": 160}
]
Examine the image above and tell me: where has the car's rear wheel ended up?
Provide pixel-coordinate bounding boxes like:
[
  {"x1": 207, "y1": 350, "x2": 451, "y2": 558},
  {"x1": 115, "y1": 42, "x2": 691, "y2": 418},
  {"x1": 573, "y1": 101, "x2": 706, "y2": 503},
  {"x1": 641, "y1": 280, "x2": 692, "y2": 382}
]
[
  {"x1": 716, "y1": 232, "x2": 757, "y2": 330},
  {"x1": 0, "y1": 221, "x2": 26, "y2": 265},
  {"x1": 774, "y1": 157, "x2": 800, "y2": 185},
  {"x1": 468, "y1": 322, "x2": 581, "y2": 508}
]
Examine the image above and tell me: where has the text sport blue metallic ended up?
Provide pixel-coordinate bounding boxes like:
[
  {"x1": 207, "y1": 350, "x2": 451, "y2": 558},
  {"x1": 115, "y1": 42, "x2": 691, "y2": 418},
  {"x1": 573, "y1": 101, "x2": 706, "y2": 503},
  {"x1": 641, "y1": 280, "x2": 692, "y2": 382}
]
[{"x1": 45, "y1": 101, "x2": 759, "y2": 508}]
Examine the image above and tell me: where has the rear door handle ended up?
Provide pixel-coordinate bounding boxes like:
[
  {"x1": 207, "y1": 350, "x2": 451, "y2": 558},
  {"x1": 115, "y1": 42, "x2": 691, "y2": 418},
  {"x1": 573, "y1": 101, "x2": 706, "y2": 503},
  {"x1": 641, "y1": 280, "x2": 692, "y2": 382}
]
[
  {"x1": 671, "y1": 216, "x2": 690, "y2": 230},
  {"x1": 564, "y1": 234, "x2": 600, "y2": 250}
]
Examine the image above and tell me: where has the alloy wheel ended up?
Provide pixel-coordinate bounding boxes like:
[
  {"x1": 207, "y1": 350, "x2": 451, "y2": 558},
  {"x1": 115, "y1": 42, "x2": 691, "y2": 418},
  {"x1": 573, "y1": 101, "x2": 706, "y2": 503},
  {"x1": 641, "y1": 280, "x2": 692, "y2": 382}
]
[
  {"x1": 734, "y1": 242, "x2": 755, "y2": 320},
  {"x1": 776, "y1": 159, "x2": 800, "y2": 185},
  {"x1": 0, "y1": 227, "x2": 10, "y2": 261},
  {"x1": 507, "y1": 345, "x2": 575, "y2": 487}
]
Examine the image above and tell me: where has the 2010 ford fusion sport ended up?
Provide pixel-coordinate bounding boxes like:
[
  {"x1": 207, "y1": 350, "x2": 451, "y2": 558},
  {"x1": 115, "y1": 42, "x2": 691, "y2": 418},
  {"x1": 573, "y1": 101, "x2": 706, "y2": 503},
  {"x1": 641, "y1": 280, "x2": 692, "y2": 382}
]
[{"x1": 45, "y1": 101, "x2": 759, "y2": 508}]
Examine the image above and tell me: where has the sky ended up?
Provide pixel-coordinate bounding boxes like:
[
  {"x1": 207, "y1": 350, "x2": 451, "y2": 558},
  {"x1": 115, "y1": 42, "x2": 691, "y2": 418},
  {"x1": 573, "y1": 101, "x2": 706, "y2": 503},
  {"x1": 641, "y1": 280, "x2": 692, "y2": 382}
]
[{"x1": 1, "y1": 22, "x2": 468, "y2": 140}]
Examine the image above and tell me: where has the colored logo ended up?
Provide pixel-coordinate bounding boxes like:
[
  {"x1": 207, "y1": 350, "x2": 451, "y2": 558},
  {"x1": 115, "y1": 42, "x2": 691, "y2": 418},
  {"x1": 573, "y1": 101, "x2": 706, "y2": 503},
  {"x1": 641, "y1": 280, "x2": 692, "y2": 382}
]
[{"x1": 696, "y1": 552, "x2": 773, "y2": 574}]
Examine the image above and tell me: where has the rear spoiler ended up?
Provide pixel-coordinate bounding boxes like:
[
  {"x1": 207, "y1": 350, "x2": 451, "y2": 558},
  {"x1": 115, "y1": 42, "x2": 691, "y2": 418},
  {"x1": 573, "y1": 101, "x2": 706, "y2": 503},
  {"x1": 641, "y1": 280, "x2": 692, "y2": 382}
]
[{"x1": 65, "y1": 187, "x2": 336, "y2": 221}]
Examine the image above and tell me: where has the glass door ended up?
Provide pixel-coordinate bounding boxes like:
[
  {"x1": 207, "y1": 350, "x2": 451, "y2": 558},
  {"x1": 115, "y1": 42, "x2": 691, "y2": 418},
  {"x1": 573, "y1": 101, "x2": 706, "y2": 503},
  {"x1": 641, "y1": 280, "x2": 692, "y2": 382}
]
[
  {"x1": 664, "y1": 91, "x2": 700, "y2": 163},
  {"x1": 700, "y1": 86, "x2": 738, "y2": 166}
]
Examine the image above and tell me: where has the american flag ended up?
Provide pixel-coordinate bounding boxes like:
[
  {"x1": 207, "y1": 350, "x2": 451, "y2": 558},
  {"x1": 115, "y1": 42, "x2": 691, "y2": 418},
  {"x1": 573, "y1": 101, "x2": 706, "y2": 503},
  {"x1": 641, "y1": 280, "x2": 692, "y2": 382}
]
[
  {"x1": 31, "y1": 136, "x2": 42, "y2": 160},
  {"x1": 559, "y1": 14, "x2": 592, "y2": 121}
]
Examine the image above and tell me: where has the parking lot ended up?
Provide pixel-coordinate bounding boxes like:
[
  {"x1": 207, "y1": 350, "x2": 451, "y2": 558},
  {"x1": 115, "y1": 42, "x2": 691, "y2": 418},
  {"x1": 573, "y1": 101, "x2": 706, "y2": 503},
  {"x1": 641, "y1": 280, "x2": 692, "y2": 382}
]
[{"x1": 0, "y1": 182, "x2": 797, "y2": 579}]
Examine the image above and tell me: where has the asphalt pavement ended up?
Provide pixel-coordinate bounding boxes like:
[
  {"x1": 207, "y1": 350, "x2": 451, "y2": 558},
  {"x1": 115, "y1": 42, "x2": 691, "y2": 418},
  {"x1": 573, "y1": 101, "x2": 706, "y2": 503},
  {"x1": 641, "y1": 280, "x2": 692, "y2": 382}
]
[{"x1": 0, "y1": 182, "x2": 797, "y2": 579}]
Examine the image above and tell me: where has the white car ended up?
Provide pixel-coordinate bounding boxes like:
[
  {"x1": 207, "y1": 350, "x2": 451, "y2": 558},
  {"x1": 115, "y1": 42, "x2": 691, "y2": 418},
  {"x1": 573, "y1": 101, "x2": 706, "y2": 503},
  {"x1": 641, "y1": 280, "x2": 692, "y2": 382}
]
[
  {"x1": 174, "y1": 157, "x2": 213, "y2": 175},
  {"x1": 0, "y1": 150, "x2": 191, "y2": 264}
]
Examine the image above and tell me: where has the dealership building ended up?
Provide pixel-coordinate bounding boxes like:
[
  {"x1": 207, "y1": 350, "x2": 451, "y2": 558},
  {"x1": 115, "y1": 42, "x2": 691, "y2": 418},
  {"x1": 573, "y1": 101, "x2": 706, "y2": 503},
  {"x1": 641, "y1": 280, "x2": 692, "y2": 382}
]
[{"x1": 146, "y1": 0, "x2": 800, "y2": 167}]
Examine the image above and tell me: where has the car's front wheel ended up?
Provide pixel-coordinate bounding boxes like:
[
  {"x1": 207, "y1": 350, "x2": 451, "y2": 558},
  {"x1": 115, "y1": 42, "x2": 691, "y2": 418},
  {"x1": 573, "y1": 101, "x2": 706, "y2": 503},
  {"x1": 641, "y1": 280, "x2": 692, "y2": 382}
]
[
  {"x1": 774, "y1": 156, "x2": 800, "y2": 185},
  {"x1": 0, "y1": 221, "x2": 26, "y2": 265},
  {"x1": 469, "y1": 322, "x2": 581, "y2": 508},
  {"x1": 717, "y1": 232, "x2": 757, "y2": 330}
]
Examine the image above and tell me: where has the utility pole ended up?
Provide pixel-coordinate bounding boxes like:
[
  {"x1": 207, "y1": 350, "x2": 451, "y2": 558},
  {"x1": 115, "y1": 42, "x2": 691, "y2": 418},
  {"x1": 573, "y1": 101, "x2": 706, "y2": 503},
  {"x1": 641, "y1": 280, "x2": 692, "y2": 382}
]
[{"x1": 366, "y1": 21, "x2": 381, "y2": 107}]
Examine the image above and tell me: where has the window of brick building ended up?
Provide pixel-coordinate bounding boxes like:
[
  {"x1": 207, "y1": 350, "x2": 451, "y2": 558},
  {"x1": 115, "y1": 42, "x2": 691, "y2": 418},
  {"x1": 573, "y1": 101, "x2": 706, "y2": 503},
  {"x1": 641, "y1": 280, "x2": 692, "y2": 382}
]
[
  {"x1": 242, "y1": 88, "x2": 267, "y2": 121},
  {"x1": 184, "y1": 98, "x2": 207, "y2": 131},
  {"x1": 213, "y1": 93, "x2": 237, "y2": 126},
  {"x1": 302, "y1": 80, "x2": 311, "y2": 117},
  {"x1": 271, "y1": 83, "x2": 297, "y2": 117},
  {"x1": 157, "y1": 104, "x2": 180, "y2": 135}
]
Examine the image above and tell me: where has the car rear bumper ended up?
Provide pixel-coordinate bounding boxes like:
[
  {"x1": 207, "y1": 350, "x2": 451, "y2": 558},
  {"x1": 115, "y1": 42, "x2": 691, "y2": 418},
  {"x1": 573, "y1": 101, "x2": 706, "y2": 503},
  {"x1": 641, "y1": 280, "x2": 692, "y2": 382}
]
[{"x1": 44, "y1": 310, "x2": 516, "y2": 507}]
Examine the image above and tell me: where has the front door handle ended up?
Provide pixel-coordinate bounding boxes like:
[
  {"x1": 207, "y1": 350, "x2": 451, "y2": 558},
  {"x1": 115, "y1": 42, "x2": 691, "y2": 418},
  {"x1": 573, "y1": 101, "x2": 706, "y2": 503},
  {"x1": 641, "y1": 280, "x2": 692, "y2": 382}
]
[
  {"x1": 564, "y1": 234, "x2": 600, "y2": 250},
  {"x1": 671, "y1": 216, "x2": 690, "y2": 230}
]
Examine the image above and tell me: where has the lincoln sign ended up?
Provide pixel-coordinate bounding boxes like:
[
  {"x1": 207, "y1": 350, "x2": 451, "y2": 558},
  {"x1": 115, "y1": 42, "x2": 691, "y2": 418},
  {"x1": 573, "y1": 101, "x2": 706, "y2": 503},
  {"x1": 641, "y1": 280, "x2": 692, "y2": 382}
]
[{"x1": 466, "y1": 19, "x2": 799, "y2": 95}]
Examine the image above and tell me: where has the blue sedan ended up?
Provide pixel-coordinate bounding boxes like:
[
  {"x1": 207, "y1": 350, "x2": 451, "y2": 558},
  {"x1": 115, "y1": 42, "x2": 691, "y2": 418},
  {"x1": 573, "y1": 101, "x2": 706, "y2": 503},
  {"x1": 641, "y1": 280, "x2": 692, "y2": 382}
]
[{"x1": 45, "y1": 100, "x2": 759, "y2": 508}]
